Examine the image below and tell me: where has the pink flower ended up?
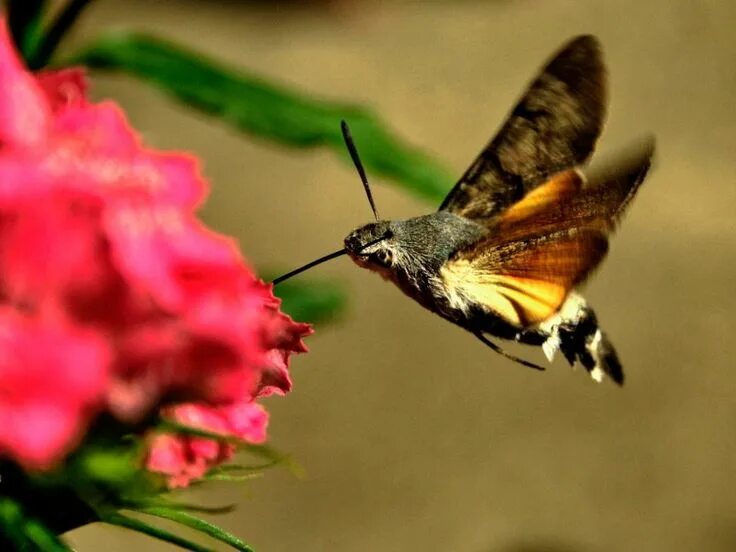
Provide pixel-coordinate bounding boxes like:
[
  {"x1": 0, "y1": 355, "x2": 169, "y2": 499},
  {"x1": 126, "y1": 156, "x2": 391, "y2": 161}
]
[
  {"x1": 0, "y1": 19, "x2": 311, "y2": 470},
  {"x1": 0, "y1": 308, "x2": 109, "y2": 469},
  {"x1": 146, "y1": 401, "x2": 269, "y2": 488}
]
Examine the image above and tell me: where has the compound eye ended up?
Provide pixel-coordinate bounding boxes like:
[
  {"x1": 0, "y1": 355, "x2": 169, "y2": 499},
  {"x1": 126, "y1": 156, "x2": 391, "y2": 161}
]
[{"x1": 374, "y1": 249, "x2": 393, "y2": 266}]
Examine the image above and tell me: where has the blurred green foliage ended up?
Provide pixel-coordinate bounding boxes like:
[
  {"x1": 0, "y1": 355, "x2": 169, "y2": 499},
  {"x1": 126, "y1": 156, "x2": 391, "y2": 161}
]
[
  {"x1": 70, "y1": 32, "x2": 453, "y2": 204},
  {"x1": 6, "y1": 0, "x2": 44, "y2": 60},
  {"x1": 0, "y1": 497, "x2": 71, "y2": 551},
  {"x1": 270, "y1": 278, "x2": 348, "y2": 325}
]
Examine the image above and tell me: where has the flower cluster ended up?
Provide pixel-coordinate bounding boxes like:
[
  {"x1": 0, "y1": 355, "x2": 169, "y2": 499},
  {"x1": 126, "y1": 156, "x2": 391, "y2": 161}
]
[{"x1": 0, "y1": 20, "x2": 310, "y2": 484}]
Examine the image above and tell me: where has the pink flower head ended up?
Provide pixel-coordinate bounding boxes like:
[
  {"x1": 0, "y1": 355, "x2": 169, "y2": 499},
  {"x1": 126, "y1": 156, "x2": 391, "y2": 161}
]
[
  {"x1": 0, "y1": 19, "x2": 311, "y2": 470},
  {"x1": 146, "y1": 401, "x2": 269, "y2": 488}
]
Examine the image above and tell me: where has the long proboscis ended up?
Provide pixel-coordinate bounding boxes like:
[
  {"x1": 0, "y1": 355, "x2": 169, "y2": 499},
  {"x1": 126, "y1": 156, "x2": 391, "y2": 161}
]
[
  {"x1": 271, "y1": 235, "x2": 387, "y2": 286},
  {"x1": 271, "y1": 248, "x2": 348, "y2": 285}
]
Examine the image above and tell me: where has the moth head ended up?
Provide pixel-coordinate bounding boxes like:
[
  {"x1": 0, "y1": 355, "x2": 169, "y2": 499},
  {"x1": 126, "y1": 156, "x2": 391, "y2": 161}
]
[{"x1": 344, "y1": 221, "x2": 396, "y2": 270}]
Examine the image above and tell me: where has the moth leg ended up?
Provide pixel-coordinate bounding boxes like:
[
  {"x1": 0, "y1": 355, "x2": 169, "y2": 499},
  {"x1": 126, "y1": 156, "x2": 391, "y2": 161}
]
[
  {"x1": 473, "y1": 332, "x2": 545, "y2": 371},
  {"x1": 514, "y1": 327, "x2": 563, "y2": 364}
]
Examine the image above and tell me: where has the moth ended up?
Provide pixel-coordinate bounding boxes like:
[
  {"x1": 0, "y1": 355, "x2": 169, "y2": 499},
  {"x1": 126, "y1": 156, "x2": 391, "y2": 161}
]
[{"x1": 274, "y1": 35, "x2": 655, "y2": 385}]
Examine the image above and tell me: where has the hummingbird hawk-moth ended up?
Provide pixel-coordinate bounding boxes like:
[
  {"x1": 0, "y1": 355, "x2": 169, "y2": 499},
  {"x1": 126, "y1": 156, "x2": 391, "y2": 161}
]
[{"x1": 274, "y1": 35, "x2": 655, "y2": 385}]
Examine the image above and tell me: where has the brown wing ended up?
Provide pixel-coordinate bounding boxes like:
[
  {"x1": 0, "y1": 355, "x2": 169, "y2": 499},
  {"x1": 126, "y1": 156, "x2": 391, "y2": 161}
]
[
  {"x1": 441, "y1": 141, "x2": 653, "y2": 327},
  {"x1": 439, "y1": 35, "x2": 607, "y2": 220},
  {"x1": 495, "y1": 135, "x2": 655, "y2": 240}
]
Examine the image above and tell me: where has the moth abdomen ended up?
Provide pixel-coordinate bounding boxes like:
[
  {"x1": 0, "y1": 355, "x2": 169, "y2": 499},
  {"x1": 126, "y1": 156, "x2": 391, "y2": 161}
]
[{"x1": 530, "y1": 292, "x2": 624, "y2": 384}]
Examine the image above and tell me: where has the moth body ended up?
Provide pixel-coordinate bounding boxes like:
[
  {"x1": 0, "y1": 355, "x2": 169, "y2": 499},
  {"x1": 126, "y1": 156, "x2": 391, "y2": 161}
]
[{"x1": 344, "y1": 212, "x2": 624, "y2": 384}]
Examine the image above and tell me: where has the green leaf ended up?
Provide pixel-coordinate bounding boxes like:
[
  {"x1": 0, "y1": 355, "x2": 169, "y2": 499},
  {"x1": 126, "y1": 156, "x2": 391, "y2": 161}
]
[
  {"x1": 68, "y1": 32, "x2": 453, "y2": 203},
  {"x1": 203, "y1": 472, "x2": 263, "y2": 483},
  {"x1": 29, "y1": 0, "x2": 94, "y2": 69},
  {"x1": 130, "y1": 500, "x2": 236, "y2": 515},
  {"x1": 0, "y1": 498, "x2": 34, "y2": 550},
  {"x1": 207, "y1": 463, "x2": 279, "y2": 475},
  {"x1": 271, "y1": 277, "x2": 347, "y2": 324},
  {"x1": 200, "y1": 463, "x2": 268, "y2": 482},
  {"x1": 102, "y1": 512, "x2": 214, "y2": 552},
  {"x1": 135, "y1": 507, "x2": 255, "y2": 552},
  {"x1": 20, "y1": 518, "x2": 73, "y2": 552},
  {"x1": 7, "y1": 0, "x2": 46, "y2": 60},
  {"x1": 0, "y1": 498, "x2": 73, "y2": 552}
]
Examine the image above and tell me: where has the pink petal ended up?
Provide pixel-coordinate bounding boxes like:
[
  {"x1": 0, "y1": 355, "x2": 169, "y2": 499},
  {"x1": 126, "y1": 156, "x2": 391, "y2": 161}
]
[
  {"x1": 221, "y1": 401, "x2": 269, "y2": 444},
  {"x1": 0, "y1": 20, "x2": 50, "y2": 147},
  {"x1": 36, "y1": 68, "x2": 89, "y2": 111},
  {"x1": 53, "y1": 102, "x2": 140, "y2": 157},
  {"x1": 0, "y1": 309, "x2": 110, "y2": 469},
  {"x1": 0, "y1": 191, "x2": 107, "y2": 312}
]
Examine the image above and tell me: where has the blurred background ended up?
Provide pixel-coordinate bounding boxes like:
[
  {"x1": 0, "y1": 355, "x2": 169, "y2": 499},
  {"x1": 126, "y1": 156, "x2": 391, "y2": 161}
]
[{"x1": 65, "y1": 0, "x2": 735, "y2": 550}]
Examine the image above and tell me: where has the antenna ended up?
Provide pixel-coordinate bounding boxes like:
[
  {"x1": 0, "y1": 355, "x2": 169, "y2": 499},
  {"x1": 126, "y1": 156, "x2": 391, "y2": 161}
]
[
  {"x1": 341, "y1": 120, "x2": 380, "y2": 221},
  {"x1": 271, "y1": 121, "x2": 385, "y2": 287}
]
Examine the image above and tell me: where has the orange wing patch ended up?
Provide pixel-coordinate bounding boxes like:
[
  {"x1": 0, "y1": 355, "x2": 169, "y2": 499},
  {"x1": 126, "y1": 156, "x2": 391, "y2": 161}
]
[
  {"x1": 442, "y1": 231, "x2": 607, "y2": 327},
  {"x1": 493, "y1": 170, "x2": 584, "y2": 242},
  {"x1": 490, "y1": 276, "x2": 568, "y2": 325},
  {"x1": 496, "y1": 149, "x2": 653, "y2": 240},
  {"x1": 440, "y1": 262, "x2": 567, "y2": 327},
  {"x1": 499, "y1": 170, "x2": 581, "y2": 225},
  {"x1": 442, "y1": 150, "x2": 652, "y2": 328}
]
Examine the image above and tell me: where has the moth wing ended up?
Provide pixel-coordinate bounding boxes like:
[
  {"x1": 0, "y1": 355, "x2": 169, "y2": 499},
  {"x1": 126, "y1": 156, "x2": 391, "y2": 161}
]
[
  {"x1": 439, "y1": 35, "x2": 607, "y2": 220},
  {"x1": 495, "y1": 137, "x2": 653, "y2": 242},
  {"x1": 442, "y1": 230, "x2": 607, "y2": 326},
  {"x1": 443, "y1": 143, "x2": 653, "y2": 327}
]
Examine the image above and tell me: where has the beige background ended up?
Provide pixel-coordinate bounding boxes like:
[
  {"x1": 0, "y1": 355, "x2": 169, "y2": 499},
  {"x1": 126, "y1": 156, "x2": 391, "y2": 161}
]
[{"x1": 66, "y1": 1, "x2": 735, "y2": 551}]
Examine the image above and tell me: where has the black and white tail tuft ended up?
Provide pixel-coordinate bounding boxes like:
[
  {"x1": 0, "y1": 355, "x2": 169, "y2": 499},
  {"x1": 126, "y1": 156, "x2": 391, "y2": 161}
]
[{"x1": 539, "y1": 293, "x2": 624, "y2": 385}]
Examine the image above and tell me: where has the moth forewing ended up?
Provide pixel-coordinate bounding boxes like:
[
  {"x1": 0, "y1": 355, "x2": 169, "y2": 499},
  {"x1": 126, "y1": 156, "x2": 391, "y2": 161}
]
[{"x1": 440, "y1": 35, "x2": 608, "y2": 219}]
